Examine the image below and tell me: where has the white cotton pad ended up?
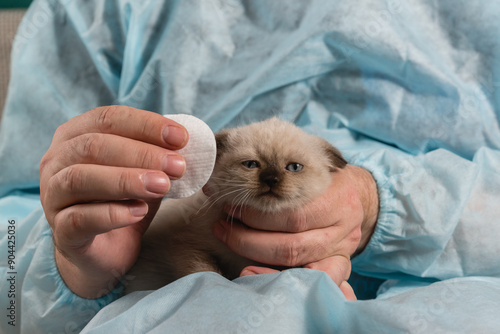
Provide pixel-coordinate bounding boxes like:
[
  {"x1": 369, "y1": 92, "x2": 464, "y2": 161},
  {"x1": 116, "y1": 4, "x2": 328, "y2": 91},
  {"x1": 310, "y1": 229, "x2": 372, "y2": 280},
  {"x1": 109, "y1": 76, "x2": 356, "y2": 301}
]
[{"x1": 163, "y1": 114, "x2": 216, "y2": 198}]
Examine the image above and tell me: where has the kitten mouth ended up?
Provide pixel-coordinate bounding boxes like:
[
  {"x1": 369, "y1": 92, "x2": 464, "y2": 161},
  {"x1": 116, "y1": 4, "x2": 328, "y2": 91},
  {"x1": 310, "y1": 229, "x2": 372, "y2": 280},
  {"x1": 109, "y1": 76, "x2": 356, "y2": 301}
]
[{"x1": 258, "y1": 190, "x2": 283, "y2": 199}]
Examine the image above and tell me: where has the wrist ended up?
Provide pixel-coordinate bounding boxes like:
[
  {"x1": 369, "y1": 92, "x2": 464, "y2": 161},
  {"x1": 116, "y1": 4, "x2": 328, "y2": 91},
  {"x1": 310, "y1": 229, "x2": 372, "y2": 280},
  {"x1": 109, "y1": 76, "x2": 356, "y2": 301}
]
[
  {"x1": 345, "y1": 165, "x2": 379, "y2": 254},
  {"x1": 55, "y1": 249, "x2": 121, "y2": 299}
]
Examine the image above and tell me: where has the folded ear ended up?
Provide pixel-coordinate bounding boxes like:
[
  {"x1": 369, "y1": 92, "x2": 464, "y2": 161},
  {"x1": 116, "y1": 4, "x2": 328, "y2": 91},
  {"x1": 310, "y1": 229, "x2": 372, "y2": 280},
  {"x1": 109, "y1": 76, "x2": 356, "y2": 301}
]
[
  {"x1": 215, "y1": 130, "x2": 230, "y2": 160},
  {"x1": 321, "y1": 139, "x2": 347, "y2": 171}
]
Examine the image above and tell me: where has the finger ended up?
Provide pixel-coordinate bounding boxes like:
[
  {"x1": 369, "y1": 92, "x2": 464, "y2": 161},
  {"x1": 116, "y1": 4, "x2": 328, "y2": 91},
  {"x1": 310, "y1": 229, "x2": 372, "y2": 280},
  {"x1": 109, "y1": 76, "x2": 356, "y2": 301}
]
[
  {"x1": 52, "y1": 200, "x2": 148, "y2": 250},
  {"x1": 225, "y1": 169, "x2": 364, "y2": 233},
  {"x1": 303, "y1": 255, "x2": 351, "y2": 286},
  {"x1": 47, "y1": 133, "x2": 186, "y2": 180},
  {"x1": 213, "y1": 219, "x2": 348, "y2": 267},
  {"x1": 239, "y1": 265, "x2": 356, "y2": 299},
  {"x1": 44, "y1": 165, "x2": 169, "y2": 219},
  {"x1": 224, "y1": 176, "x2": 345, "y2": 233},
  {"x1": 53, "y1": 105, "x2": 188, "y2": 150},
  {"x1": 339, "y1": 281, "x2": 357, "y2": 301},
  {"x1": 225, "y1": 203, "x2": 335, "y2": 233},
  {"x1": 240, "y1": 266, "x2": 281, "y2": 277}
]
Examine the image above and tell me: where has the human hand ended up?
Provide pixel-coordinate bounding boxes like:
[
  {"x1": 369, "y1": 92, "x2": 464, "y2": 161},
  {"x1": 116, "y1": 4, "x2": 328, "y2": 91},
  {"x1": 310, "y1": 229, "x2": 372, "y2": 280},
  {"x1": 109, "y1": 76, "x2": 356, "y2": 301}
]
[
  {"x1": 212, "y1": 165, "x2": 379, "y2": 301},
  {"x1": 40, "y1": 106, "x2": 188, "y2": 298}
]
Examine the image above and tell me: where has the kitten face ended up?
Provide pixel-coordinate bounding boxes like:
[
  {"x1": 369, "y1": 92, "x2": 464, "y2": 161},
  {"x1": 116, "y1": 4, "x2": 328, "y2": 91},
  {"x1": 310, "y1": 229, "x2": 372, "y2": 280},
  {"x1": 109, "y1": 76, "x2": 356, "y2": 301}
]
[{"x1": 206, "y1": 118, "x2": 346, "y2": 212}]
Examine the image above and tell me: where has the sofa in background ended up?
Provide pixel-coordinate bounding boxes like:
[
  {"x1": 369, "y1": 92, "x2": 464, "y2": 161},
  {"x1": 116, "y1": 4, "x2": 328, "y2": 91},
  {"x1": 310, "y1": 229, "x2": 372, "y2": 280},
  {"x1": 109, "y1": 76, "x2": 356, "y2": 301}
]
[{"x1": 1, "y1": 8, "x2": 28, "y2": 120}]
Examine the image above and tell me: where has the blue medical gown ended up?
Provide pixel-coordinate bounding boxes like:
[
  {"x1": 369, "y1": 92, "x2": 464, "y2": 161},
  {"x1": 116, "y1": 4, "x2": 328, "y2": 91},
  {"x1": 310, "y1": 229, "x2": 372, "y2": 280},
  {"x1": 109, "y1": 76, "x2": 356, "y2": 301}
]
[{"x1": 1, "y1": 0, "x2": 500, "y2": 332}]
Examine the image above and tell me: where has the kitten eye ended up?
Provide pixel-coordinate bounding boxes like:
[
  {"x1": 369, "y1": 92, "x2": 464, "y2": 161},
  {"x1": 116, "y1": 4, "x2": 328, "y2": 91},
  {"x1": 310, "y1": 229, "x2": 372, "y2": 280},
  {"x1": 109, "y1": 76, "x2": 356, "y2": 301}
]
[
  {"x1": 286, "y1": 163, "x2": 303, "y2": 172},
  {"x1": 242, "y1": 160, "x2": 260, "y2": 169}
]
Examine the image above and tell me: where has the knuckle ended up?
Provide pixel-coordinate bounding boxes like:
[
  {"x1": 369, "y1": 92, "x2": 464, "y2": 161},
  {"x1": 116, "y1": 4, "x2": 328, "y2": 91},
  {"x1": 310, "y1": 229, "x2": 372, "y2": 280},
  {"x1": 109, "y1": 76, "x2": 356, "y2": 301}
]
[
  {"x1": 41, "y1": 180, "x2": 54, "y2": 211},
  {"x1": 39, "y1": 152, "x2": 52, "y2": 175},
  {"x1": 277, "y1": 238, "x2": 303, "y2": 267},
  {"x1": 53, "y1": 122, "x2": 69, "y2": 140},
  {"x1": 350, "y1": 227, "x2": 362, "y2": 245},
  {"x1": 51, "y1": 208, "x2": 81, "y2": 247},
  {"x1": 39, "y1": 157, "x2": 55, "y2": 203},
  {"x1": 117, "y1": 169, "x2": 133, "y2": 195},
  {"x1": 94, "y1": 105, "x2": 120, "y2": 132},
  {"x1": 44, "y1": 206, "x2": 57, "y2": 230},
  {"x1": 137, "y1": 115, "x2": 156, "y2": 140},
  {"x1": 346, "y1": 227, "x2": 362, "y2": 255},
  {"x1": 42, "y1": 206, "x2": 57, "y2": 228},
  {"x1": 226, "y1": 225, "x2": 249, "y2": 253},
  {"x1": 58, "y1": 165, "x2": 85, "y2": 193},
  {"x1": 137, "y1": 146, "x2": 158, "y2": 169},
  {"x1": 65, "y1": 208, "x2": 85, "y2": 235},
  {"x1": 105, "y1": 204, "x2": 121, "y2": 225},
  {"x1": 79, "y1": 133, "x2": 103, "y2": 161},
  {"x1": 345, "y1": 257, "x2": 352, "y2": 273}
]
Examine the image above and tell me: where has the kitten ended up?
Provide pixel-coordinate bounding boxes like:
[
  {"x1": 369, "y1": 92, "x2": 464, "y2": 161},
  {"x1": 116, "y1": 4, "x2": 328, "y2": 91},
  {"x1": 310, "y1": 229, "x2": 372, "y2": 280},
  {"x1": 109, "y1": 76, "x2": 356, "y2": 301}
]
[{"x1": 125, "y1": 118, "x2": 347, "y2": 293}]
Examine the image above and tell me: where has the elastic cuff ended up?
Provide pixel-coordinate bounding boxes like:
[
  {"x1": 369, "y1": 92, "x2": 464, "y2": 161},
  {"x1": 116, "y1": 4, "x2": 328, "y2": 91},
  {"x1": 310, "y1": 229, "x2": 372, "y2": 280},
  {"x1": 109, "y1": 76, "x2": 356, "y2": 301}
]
[
  {"x1": 346, "y1": 152, "x2": 398, "y2": 274},
  {"x1": 46, "y1": 230, "x2": 124, "y2": 309}
]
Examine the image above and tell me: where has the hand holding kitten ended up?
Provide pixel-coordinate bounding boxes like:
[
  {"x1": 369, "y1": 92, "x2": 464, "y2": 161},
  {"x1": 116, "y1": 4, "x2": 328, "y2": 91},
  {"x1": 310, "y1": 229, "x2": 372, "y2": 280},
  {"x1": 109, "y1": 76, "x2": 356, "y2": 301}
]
[
  {"x1": 125, "y1": 118, "x2": 368, "y2": 296},
  {"x1": 214, "y1": 164, "x2": 379, "y2": 301}
]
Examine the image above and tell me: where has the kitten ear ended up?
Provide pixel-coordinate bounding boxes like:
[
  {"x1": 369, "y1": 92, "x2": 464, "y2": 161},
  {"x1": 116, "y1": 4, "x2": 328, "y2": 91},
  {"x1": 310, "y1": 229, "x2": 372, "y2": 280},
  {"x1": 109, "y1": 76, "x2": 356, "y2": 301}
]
[
  {"x1": 215, "y1": 130, "x2": 230, "y2": 160},
  {"x1": 321, "y1": 139, "x2": 347, "y2": 171}
]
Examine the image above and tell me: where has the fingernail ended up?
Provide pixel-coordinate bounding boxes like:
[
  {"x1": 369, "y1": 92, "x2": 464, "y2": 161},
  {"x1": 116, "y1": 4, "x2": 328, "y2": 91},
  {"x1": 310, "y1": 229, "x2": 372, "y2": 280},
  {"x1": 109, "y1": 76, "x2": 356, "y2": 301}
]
[
  {"x1": 129, "y1": 202, "x2": 148, "y2": 217},
  {"x1": 143, "y1": 172, "x2": 170, "y2": 195},
  {"x1": 162, "y1": 125, "x2": 188, "y2": 148},
  {"x1": 240, "y1": 268, "x2": 258, "y2": 276},
  {"x1": 213, "y1": 221, "x2": 227, "y2": 242},
  {"x1": 162, "y1": 154, "x2": 186, "y2": 179}
]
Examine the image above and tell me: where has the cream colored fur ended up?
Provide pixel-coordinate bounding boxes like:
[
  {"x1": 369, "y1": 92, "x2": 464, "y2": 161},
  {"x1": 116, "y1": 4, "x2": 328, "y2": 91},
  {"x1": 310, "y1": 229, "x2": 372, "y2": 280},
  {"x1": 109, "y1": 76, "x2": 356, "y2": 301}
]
[{"x1": 125, "y1": 118, "x2": 346, "y2": 293}]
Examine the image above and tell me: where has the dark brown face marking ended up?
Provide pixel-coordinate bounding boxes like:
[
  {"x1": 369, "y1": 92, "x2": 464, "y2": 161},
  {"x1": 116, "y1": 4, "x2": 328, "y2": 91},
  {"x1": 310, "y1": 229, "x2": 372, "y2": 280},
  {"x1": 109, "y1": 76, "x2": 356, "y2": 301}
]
[
  {"x1": 215, "y1": 131, "x2": 230, "y2": 160},
  {"x1": 259, "y1": 167, "x2": 281, "y2": 188},
  {"x1": 323, "y1": 141, "x2": 347, "y2": 170}
]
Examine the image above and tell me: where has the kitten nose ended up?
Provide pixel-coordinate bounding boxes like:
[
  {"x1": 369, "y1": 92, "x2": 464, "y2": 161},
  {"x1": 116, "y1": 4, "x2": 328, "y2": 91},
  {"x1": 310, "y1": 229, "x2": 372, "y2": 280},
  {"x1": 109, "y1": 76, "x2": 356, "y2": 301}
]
[
  {"x1": 263, "y1": 175, "x2": 279, "y2": 188},
  {"x1": 260, "y1": 169, "x2": 280, "y2": 188}
]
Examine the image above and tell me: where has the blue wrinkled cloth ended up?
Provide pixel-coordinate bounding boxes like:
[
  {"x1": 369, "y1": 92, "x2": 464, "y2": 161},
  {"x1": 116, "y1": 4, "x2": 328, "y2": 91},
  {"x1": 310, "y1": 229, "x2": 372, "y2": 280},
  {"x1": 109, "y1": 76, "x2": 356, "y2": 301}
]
[{"x1": 1, "y1": 0, "x2": 500, "y2": 333}]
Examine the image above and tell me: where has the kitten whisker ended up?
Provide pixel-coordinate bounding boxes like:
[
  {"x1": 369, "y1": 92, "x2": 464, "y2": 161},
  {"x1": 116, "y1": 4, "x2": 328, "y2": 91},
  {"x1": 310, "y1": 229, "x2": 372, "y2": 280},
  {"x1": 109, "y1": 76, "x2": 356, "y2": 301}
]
[
  {"x1": 207, "y1": 177, "x2": 249, "y2": 186},
  {"x1": 200, "y1": 186, "x2": 251, "y2": 214},
  {"x1": 223, "y1": 189, "x2": 247, "y2": 225},
  {"x1": 229, "y1": 189, "x2": 251, "y2": 217}
]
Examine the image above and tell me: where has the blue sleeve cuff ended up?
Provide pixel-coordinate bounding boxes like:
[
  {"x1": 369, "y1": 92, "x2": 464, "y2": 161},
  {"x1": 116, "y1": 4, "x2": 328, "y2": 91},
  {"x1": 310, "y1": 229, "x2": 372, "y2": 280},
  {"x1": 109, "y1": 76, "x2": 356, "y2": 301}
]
[
  {"x1": 19, "y1": 212, "x2": 124, "y2": 333},
  {"x1": 47, "y1": 235, "x2": 125, "y2": 307},
  {"x1": 347, "y1": 151, "x2": 405, "y2": 279}
]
